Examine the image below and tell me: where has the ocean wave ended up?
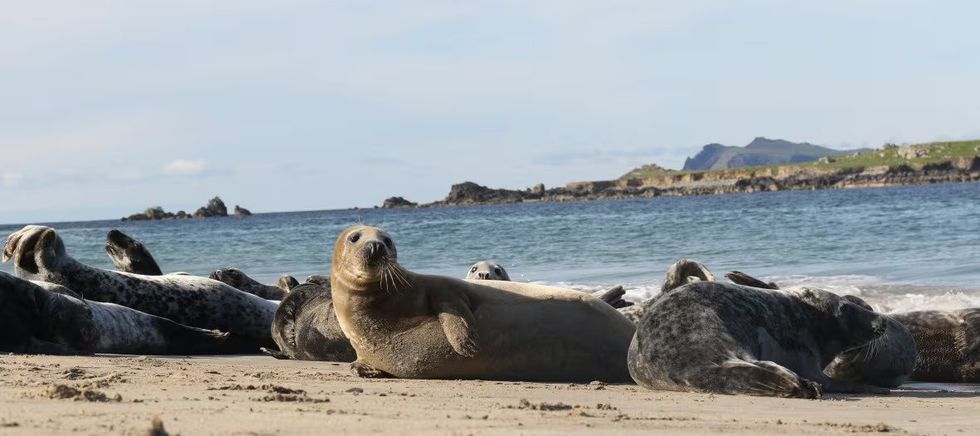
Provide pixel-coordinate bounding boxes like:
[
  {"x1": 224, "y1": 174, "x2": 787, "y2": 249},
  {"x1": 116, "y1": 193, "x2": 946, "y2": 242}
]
[{"x1": 536, "y1": 274, "x2": 980, "y2": 313}]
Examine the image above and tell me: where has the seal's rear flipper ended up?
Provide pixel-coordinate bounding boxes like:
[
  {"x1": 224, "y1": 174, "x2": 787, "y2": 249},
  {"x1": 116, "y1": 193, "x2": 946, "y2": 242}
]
[
  {"x1": 260, "y1": 347, "x2": 290, "y2": 360},
  {"x1": 662, "y1": 260, "x2": 715, "y2": 293},
  {"x1": 725, "y1": 271, "x2": 779, "y2": 290},
  {"x1": 435, "y1": 297, "x2": 480, "y2": 357},
  {"x1": 596, "y1": 286, "x2": 633, "y2": 309}
]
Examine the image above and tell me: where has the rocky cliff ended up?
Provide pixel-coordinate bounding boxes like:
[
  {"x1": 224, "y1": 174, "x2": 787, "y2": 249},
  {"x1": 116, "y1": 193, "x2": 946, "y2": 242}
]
[{"x1": 681, "y1": 137, "x2": 867, "y2": 171}]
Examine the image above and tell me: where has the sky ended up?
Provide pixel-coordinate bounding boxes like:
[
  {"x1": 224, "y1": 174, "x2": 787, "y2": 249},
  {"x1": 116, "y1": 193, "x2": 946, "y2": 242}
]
[{"x1": 1, "y1": 0, "x2": 979, "y2": 223}]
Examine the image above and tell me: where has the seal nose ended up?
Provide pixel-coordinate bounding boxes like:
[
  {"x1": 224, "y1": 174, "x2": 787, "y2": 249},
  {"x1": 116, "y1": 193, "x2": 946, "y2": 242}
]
[
  {"x1": 365, "y1": 240, "x2": 386, "y2": 263},
  {"x1": 478, "y1": 272, "x2": 490, "y2": 280}
]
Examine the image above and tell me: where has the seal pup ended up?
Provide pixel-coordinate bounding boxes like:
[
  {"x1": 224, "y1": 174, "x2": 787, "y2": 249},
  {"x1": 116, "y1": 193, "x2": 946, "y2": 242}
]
[
  {"x1": 263, "y1": 280, "x2": 355, "y2": 361},
  {"x1": 627, "y1": 281, "x2": 888, "y2": 398},
  {"x1": 209, "y1": 268, "x2": 288, "y2": 300},
  {"x1": 0, "y1": 272, "x2": 228, "y2": 355},
  {"x1": 724, "y1": 271, "x2": 917, "y2": 388},
  {"x1": 332, "y1": 226, "x2": 635, "y2": 382},
  {"x1": 891, "y1": 309, "x2": 979, "y2": 382},
  {"x1": 4, "y1": 225, "x2": 278, "y2": 351},
  {"x1": 465, "y1": 260, "x2": 633, "y2": 309},
  {"x1": 105, "y1": 229, "x2": 163, "y2": 276}
]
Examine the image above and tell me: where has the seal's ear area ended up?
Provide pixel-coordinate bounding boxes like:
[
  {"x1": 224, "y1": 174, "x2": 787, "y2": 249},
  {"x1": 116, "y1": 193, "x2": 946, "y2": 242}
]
[
  {"x1": 841, "y1": 295, "x2": 873, "y2": 311},
  {"x1": 434, "y1": 296, "x2": 480, "y2": 358}
]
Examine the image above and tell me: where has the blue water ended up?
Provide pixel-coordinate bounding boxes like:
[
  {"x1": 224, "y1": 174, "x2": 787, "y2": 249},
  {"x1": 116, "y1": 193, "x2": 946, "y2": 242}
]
[{"x1": 3, "y1": 182, "x2": 979, "y2": 312}]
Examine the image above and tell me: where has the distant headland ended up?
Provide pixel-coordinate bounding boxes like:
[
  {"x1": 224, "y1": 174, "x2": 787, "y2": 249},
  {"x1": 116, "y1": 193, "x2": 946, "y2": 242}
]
[
  {"x1": 121, "y1": 196, "x2": 252, "y2": 221},
  {"x1": 381, "y1": 139, "x2": 980, "y2": 208}
]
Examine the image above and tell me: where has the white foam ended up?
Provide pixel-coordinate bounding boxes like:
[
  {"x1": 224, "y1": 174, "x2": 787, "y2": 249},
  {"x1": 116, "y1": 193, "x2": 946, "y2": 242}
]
[{"x1": 537, "y1": 274, "x2": 980, "y2": 313}]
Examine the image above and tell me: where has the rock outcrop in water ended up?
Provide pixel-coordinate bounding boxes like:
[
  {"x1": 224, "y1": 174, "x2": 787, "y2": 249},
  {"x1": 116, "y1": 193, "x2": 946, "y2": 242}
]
[
  {"x1": 381, "y1": 197, "x2": 418, "y2": 208},
  {"x1": 394, "y1": 141, "x2": 980, "y2": 208},
  {"x1": 122, "y1": 196, "x2": 249, "y2": 221}
]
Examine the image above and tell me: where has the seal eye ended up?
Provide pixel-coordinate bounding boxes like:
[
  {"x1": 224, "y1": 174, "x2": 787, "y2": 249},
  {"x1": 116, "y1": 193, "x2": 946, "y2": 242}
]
[
  {"x1": 470, "y1": 266, "x2": 478, "y2": 273},
  {"x1": 348, "y1": 232, "x2": 361, "y2": 243},
  {"x1": 382, "y1": 236, "x2": 393, "y2": 248},
  {"x1": 494, "y1": 267, "x2": 503, "y2": 276}
]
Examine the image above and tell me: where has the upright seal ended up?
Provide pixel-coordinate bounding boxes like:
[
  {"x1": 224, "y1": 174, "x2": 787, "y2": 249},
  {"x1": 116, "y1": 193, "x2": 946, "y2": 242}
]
[
  {"x1": 105, "y1": 229, "x2": 163, "y2": 275},
  {"x1": 331, "y1": 226, "x2": 635, "y2": 382}
]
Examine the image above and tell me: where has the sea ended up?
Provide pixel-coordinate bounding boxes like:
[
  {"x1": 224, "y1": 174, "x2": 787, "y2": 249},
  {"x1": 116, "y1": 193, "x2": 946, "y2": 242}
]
[{"x1": 2, "y1": 182, "x2": 979, "y2": 314}]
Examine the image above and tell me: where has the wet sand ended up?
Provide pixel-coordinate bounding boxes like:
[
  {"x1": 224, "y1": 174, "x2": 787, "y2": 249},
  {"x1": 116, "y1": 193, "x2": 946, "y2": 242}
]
[{"x1": 0, "y1": 354, "x2": 977, "y2": 435}]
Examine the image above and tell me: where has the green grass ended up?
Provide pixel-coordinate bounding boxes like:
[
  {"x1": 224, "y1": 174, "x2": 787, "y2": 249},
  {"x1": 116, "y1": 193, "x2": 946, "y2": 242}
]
[{"x1": 619, "y1": 140, "x2": 980, "y2": 181}]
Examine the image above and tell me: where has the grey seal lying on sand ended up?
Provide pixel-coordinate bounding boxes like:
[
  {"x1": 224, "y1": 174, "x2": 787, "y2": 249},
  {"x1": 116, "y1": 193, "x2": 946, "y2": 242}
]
[
  {"x1": 892, "y1": 308, "x2": 979, "y2": 382},
  {"x1": 628, "y1": 281, "x2": 888, "y2": 398},
  {"x1": 210, "y1": 268, "x2": 288, "y2": 300},
  {"x1": 3, "y1": 225, "x2": 278, "y2": 352},
  {"x1": 333, "y1": 226, "x2": 635, "y2": 382},
  {"x1": 726, "y1": 271, "x2": 917, "y2": 388},
  {"x1": 465, "y1": 260, "x2": 633, "y2": 309},
  {"x1": 263, "y1": 280, "x2": 355, "y2": 362},
  {"x1": 0, "y1": 272, "x2": 228, "y2": 355}
]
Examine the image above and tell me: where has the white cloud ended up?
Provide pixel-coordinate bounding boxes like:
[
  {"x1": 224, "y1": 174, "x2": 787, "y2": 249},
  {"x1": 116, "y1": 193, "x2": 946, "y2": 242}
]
[
  {"x1": 2, "y1": 171, "x2": 24, "y2": 188},
  {"x1": 163, "y1": 159, "x2": 206, "y2": 176}
]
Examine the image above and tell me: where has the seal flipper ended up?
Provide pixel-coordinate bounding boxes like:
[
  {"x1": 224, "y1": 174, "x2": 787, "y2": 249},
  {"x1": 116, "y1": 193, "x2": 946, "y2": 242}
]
[
  {"x1": 596, "y1": 286, "x2": 633, "y2": 309},
  {"x1": 725, "y1": 271, "x2": 779, "y2": 289},
  {"x1": 691, "y1": 359, "x2": 822, "y2": 399},
  {"x1": 260, "y1": 347, "x2": 290, "y2": 360},
  {"x1": 434, "y1": 296, "x2": 480, "y2": 358},
  {"x1": 351, "y1": 360, "x2": 393, "y2": 378}
]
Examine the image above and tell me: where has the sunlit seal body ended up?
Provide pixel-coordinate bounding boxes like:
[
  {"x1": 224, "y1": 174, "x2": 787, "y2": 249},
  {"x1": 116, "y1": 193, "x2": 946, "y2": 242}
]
[
  {"x1": 105, "y1": 229, "x2": 163, "y2": 275},
  {"x1": 332, "y1": 226, "x2": 635, "y2": 382},
  {"x1": 3, "y1": 225, "x2": 278, "y2": 352},
  {"x1": 465, "y1": 260, "x2": 633, "y2": 309},
  {"x1": 210, "y1": 268, "x2": 288, "y2": 300},
  {"x1": 264, "y1": 280, "x2": 355, "y2": 361},
  {"x1": 725, "y1": 271, "x2": 917, "y2": 388},
  {"x1": 891, "y1": 309, "x2": 979, "y2": 382},
  {"x1": 0, "y1": 272, "x2": 228, "y2": 355},
  {"x1": 628, "y1": 282, "x2": 888, "y2": 398}
]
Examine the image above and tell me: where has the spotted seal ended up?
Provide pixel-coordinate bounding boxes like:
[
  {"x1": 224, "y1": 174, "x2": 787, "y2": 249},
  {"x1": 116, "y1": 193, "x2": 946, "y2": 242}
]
[
  {"x1": 332, "y1": 226, "x2": 635, "y2": 381},
  {"x1": 209, "y1": 268, "x2": 288, "y2": 300},
  {"x1": 725, "y1": 271, "x2": 917, "y2": 388},
  {"x1": 3, "y1": 225, "x2": 278, "y2": 352},
  {"x1": 105, "y1": 229, "x2": 163, "y2": 275},
  {"x1": 0, "y1": 272, "x2": 228, "y2": 355},
  {"x1": 892, "y1": 309, "x2": 979, "y2": 382},
  {"x1": 627, "y1": 281, "x2": 888, "y2": 397},
  {"x1": 263, "y1": 280, "x2": 355, "y2": 361}
]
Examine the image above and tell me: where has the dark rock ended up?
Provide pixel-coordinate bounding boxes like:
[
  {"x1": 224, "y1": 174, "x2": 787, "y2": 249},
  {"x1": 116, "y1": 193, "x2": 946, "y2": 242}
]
[
  {"x1": 682, "y1": 137, "x2": 869, "y2": 171},
  {"x1": 194, "y1": 196, "x2": 228, "y2": 218},
  {"x1": 234, "y1": 205, "x2": 252, "y2": 216},
  {"x1": 381, "y1": 197, "x2": 418, "y2": 208}
]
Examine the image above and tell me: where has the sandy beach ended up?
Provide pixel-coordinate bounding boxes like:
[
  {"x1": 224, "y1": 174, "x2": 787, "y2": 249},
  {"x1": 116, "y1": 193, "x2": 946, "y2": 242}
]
[{"x1": 0, "y1": 354, "x2": 976, "y2": 435}]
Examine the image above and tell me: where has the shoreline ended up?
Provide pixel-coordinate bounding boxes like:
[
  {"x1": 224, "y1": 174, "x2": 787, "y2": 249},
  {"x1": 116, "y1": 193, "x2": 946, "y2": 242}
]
[{"x1": 1, "y1": 354, "x2": 978, "y2": 435}]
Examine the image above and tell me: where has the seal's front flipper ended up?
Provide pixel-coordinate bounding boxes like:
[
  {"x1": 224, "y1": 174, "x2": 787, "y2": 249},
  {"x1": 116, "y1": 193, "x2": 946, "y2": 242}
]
[
  {"x1": 725, "y1": 271, "x2": 779, "y2": 290},
  {"x1": 692, "y1": 359, "x2": 822, "y2": 399},
  {"x1": 435, "y1": 297, "x2": 480, "y2": 357},
  {"x1": 260, "y1": 347, "x2": 290, "y2": 360},
  {"x1": 351, "y1": 360, "x2": 393, "y2": 378}
]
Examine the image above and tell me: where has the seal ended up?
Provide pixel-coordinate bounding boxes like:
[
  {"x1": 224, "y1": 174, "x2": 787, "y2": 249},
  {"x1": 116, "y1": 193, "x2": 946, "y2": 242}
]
[
  {"x1": 0, "y1": 272, "x2": 228, "y2": 355},
  {"x1": 263, "y1": 280, "x2": 355, "y2": 361},
  {"x1": 724, "y1": 271, "x2": 917, "y2": 388},
  {"x1": 331, "y1": 225, "x2": 635, "y2": 382},
  {"x1": 891, "y1": 309, "x2": 979, "y2": 382},
  {"x1": 278, "y1": 275, "x2": 300, "y2": 292},
  {"x1": 209, "y1": 268, "x2": 288, "y2": 300},
  {"x1": 627, "y1": 281, "x2": 888, "y2": 398},
  {"x1": 3, "y1": 225, "x2": 278, "y2": 352},
  {"x1": 105, "y1": 229, "x2": 163, "y2": 275},
  {"x1": 619, "y1": 259, "x2": 716, "y2": 325},
  {"x1": 464, "y1": 260, "x2": 633, "y2": 309},
  {"x1": 465, "y1": 261, "x2": 511, "y2": 281}
]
